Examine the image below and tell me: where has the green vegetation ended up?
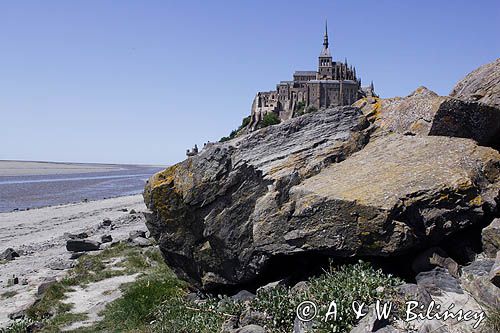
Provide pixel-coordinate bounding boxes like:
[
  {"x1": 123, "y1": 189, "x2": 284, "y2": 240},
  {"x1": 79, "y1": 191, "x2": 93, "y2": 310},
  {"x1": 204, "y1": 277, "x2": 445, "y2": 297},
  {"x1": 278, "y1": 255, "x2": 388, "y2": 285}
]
[
  {"x1": 89, "y1": 261, "x2": 399, "y2": 333},
  {"x1": 76, "y1": 266, "x2": 186, "y2": 332},
  {"x1": 486, "y1": 307, "x2": 500, "y2": 332},
  {"x1": 220, "y1": 116, "x2": 251, "y2": 142},
  {"x1": 18, "y1": 242, "x2": 164, "y2": 332},
  {"x1": 306, "y1": 106, "x2": 318, "y2": 113},
  {"x1": 4, "y1": 247, "x2": 400, "y2": 333},
  {"x1": 252, "y1": 262, "x2": 401, "y2": 332},
  {"x1": 294, "y1": 104, "x2": 318, "y2": 117},
  {"x1": 261, "y1": 112, "x2": 280, "y2": 127},
  {"x1": 0, "y1": 319, "x2": 35, "y2": 333}
]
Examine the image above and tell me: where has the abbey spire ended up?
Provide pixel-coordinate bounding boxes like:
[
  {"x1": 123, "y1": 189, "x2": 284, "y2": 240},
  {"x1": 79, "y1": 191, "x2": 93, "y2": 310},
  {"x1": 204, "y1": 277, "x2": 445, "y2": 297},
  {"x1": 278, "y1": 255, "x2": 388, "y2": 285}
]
[
  {"x1": 323, "y1": 20, "x2": 329, "y2": 49},
  {"x1": 319, "y1": 20, "x2": 331, "y2": 58}
]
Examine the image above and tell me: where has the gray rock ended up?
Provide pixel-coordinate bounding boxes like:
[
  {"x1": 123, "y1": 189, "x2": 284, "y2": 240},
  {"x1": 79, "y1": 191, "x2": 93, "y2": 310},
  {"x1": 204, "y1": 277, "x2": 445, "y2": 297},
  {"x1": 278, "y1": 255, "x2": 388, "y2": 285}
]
[
  {"x1": 69, "y1": 252, "x2": 85, "y2": 260},
  {"x1": 37, "y1": 277, "x2": 56, "y2": 296},
  {"x1": 482, "y1": 218, "x2": 500, "y2": 258},
  {"x1": 220, "y1": 316, "x2": 238, "y2": 333},
  {"x1": 412, "y1": 247, "x2": 460, "y2": 277},
  {"x1": 129, "y1": 209, "x2": 137, "y2": 214},
  {"x1": 185, "y1": 292, "x2": 202, "y2": 302},
  {"x1": 290, "y1": 281, "x2": 309, "y2": 295},
  {"x1": 128, "y1": 230, "x2": 147, "y2": 240},
  {"x1": 233, "y1": 325, "x2": 266, "y2": 333},
  {"x1": 354, "y1": 86, "x2": 500, "y2": 147},
  {"x1": 144, "y1": 104, "x2": 500, "y2": 289},
  {"x1": 395, "y1": 283, "x2": 432, "y2": 306},
  {"x1": 256, "y1": 280, "x2": 285, "y2": 294},
  {"x1": 450, "y1": 58, "x2": 500, "y2": 109},
  {"x1": 8, "y1": 308, "x2": 26, "y2": 320},
  {"x1": 66, "y1": 239, "x2": 100, "y2": 252},
  {"x1": 293, "y1": 315, "x2": 313, "y2": 333},
  {"x1": 1, "y1": 248, "x2": 20, "y2": 261},
  {"x1": 239, "y1": 309, "x2": 268, "y2": 328},
  {"x1": 71, "y1": 232, "x2": 89, "y2": 239},
  {"x1": 101, "y1": 218, "x2": 112, "y2": 227},
  {"x1": 417, "y1": 319, "x2": 450, "y2": 333},
  {"x1": 415, "y1": 268, "x2": 463, "y2": 296},
  {"x1": 64, "y1": 232, "x2": 89, "y2": 240},
  {"x1": 461, "y1": 273, "x2": 500, "y2": 309},
  {"x1": 490, "y1": 250, "x2": 500, "y2": 287},
  {"x1": 47, "y1": 258, "x2": 73, "y2": 270},
  {"x1": 230, "y1": 290, "x2": 255, "y2": 302},
  {"x1": 130, "y1": 237, "x2": 152, "y2": 247},
  {"x1": 461, "y1": 258, "x2": 494, "y2": 277},
  {"x1": 101, "y1": 234, "x2": 113, "y2": 243}
]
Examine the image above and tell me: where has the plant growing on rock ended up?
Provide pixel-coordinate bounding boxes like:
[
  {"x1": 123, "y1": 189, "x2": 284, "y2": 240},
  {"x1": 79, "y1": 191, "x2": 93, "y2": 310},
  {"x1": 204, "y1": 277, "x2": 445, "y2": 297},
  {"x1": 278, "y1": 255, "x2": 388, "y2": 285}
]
[{"x1": 251, "y1": 261, "x2": 402, "y2": 333}]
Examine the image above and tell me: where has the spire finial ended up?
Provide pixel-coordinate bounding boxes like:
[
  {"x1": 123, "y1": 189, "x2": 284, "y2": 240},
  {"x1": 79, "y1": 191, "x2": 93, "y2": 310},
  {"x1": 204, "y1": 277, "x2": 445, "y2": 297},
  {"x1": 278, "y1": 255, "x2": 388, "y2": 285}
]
[{"x1": 323, "y1": 20, "x2": 329, "y2": 49}]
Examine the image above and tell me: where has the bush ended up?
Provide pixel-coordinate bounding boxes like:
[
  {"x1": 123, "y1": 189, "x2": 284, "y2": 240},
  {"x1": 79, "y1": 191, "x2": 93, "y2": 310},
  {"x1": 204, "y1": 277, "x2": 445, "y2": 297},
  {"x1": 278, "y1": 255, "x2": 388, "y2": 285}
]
[
  {"x1": 306, "y1": 105, "x2": 318, "y2": 113},
  {"x1": 251, "y1": 261, "x2": 402, "y2": 332},
  {"x1": 261, "y1": 112, "x2": 280, "y2": 127},
  {"x1": 149, "y1": 261, "x2": 401, "y2": 333},
  {"x1": 220, "y1": 116, "x2": 251, "y2": 142}
]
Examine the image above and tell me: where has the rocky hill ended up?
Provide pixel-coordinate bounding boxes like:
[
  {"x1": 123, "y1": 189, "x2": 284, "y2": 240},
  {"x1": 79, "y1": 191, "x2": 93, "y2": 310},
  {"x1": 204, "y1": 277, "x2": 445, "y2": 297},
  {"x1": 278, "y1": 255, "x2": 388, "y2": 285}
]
[{"x1": 144, "y1": 59, "x2": 500, "y2": 333}]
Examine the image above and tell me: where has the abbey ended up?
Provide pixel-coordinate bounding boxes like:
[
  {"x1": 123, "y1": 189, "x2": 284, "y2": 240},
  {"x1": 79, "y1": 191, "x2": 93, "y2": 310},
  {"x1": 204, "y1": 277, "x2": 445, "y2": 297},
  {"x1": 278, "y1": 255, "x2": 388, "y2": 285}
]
[{"x1": 249, "y1": 23, "x2": 374, "y2": 129}]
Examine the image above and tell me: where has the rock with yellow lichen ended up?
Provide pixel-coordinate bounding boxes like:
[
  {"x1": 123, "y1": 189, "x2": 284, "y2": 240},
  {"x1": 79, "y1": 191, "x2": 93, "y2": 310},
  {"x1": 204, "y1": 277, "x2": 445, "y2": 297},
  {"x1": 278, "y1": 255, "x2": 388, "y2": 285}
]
[
  {"x1": 143, "y1": 103, "x2": 500, "y2": 290},
  {"x1": 353, "y1": 85, "x2": 500, "y2": 148}
]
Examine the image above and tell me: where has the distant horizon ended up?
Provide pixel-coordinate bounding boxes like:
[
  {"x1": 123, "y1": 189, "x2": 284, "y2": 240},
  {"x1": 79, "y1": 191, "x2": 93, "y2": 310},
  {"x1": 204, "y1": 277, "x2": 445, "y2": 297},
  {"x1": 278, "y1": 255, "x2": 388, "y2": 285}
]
[
  {"x1": 1, "y1": 1, "x2": 499, "y2": 165},
  {"x1": 0, "y1": 159, "x2": 168, "y2": 167}
]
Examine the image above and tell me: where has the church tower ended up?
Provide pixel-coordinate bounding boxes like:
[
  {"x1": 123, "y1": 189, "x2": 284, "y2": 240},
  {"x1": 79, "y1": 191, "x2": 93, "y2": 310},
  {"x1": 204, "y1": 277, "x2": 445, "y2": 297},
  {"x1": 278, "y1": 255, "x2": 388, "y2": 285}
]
[{"x1": 317, "y1": 21, "x2": 333, "y2": 79}]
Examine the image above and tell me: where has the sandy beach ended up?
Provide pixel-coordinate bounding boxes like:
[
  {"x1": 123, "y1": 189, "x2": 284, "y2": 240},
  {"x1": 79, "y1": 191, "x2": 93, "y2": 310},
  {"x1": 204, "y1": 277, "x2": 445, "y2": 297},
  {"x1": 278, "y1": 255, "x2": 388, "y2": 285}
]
[{"x1": 0, "y1": 194, "x2": 150, "y2": 328}]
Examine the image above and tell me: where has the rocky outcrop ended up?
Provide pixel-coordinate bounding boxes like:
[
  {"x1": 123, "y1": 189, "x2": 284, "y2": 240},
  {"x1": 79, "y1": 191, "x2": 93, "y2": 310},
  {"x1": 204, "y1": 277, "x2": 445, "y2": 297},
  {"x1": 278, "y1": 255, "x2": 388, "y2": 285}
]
[
  {"x1": 450, "y1": 58, "x2": 500, "y2": 109},
  {"x1": 144, "y1": 102, "x2": 500, "y2": 289},
  {"x1": 144, "y1": 107, "x2": 371, "y2": 288},
  {"x1": 353, "y1": 86, "x2": 500, "y2": 147}
]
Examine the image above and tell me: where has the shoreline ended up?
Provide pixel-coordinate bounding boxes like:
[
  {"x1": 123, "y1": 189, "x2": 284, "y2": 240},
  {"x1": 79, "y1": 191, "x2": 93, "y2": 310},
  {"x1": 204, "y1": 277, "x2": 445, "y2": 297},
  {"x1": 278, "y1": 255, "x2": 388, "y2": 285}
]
[
  {"x1": 0, "y1": 192, "x2": 144, "y2": 214},
  {"x1": 0, "y1": 194, "x2": 150, "y2": 328},
  {"x1": 0, "y1": 160, "x2": 167, "y2": 177}
]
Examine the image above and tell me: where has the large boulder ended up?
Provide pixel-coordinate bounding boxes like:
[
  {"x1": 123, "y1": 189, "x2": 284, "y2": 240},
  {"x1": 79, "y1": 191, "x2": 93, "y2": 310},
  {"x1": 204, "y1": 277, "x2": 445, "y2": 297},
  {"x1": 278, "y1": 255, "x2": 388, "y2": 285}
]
[
  {"x1": 450, "y1": 58, "x2": 500, "y2": 109},
  {"x1": 144, "y1": 106, "x2": 371, "y2": 288},
  {"x1": 353, "y1": 86, "x2": 500, "y2": 147},
  {"x1": 144, "y1": 105, "x2": 500, "y2": 289}
]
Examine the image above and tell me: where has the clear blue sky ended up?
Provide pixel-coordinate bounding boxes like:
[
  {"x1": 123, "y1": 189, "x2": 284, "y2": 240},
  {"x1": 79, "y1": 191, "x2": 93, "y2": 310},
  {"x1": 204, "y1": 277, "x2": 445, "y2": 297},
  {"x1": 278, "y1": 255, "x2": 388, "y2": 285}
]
[{"x1": 1, "y1": 0, "x2": 499, "y2": 165}]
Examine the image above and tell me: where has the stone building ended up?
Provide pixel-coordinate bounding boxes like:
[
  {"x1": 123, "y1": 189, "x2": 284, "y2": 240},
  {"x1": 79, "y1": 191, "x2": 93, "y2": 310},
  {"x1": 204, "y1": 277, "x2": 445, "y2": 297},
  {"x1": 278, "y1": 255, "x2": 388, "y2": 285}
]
[{"x1": 249, "y1": 23, "x2": 373, "y2": 130}]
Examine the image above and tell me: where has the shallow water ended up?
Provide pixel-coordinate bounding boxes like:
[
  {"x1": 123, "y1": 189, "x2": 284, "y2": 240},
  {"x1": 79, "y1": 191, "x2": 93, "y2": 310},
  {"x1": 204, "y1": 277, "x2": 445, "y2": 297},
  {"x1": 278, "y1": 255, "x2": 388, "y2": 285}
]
[{"x1": 0, "y1": 165, "x2": 164, "y2": 212}]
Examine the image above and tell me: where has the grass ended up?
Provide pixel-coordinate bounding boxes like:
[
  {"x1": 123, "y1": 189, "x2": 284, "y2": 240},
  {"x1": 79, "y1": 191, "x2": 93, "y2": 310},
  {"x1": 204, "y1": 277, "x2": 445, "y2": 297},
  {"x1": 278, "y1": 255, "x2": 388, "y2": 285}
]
[
  {"x1": 69, "y1": 261, "x2": 402, "y2": 333},
  {"x1": 21, "y1": 242, "x2": 165, "y2": 333},
  {"x1": 75, "y1": 267, "x2": 186, "y2": 332},
  {"x1": 486, "y1": 307, "x2": 500, "y2": 331}
]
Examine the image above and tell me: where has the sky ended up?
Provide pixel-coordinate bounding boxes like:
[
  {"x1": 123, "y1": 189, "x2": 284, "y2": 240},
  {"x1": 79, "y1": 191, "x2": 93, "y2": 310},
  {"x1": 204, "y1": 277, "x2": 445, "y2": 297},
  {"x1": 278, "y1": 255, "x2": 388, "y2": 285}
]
[{"x1": 1, "y1": 0, "x2": 499, "y2": 165}]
